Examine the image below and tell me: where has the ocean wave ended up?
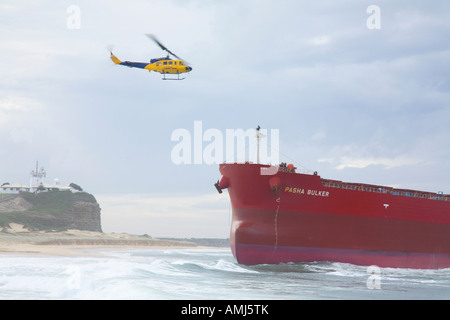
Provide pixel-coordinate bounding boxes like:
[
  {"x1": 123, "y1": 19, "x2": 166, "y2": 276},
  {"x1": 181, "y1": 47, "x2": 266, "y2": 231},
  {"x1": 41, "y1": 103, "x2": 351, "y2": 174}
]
[{"x1": 1, "y1": 249, "x2": 449, "y2": 299}]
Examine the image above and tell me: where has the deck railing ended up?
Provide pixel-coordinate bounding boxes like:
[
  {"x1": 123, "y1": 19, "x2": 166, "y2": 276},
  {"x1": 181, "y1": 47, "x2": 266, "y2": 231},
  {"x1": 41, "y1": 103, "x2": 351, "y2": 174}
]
[{"x1": 321, "y1": 179, "x2": 450, "y2": 201}]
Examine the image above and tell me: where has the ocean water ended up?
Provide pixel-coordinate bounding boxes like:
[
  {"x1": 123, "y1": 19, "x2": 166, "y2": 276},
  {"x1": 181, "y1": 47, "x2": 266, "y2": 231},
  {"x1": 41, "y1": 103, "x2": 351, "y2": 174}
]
[{"x1": 0, "y1": 248, "x2": 449, "y2": 300}]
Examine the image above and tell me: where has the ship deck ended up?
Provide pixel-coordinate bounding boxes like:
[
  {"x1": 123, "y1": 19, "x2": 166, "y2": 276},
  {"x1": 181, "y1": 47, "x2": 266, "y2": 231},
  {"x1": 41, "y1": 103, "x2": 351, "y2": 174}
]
[
  {"x1": 321, "y1": 178, "x2": 449, "y2": 201},
  {"x1": 277, "y1": 162, "x2": 450, "y2": 202}
]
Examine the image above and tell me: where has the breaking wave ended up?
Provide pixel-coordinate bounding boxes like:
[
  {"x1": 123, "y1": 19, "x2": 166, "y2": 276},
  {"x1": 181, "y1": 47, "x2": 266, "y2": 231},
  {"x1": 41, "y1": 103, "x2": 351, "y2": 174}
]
[{"x1": 0, "y1": 248, "x2": 449, "y2": 299}]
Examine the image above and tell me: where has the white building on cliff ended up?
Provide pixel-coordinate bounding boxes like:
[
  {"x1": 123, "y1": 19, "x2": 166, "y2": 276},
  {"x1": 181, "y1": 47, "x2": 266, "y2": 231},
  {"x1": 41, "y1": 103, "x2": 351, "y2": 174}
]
[{"x1": 1, "y1": 162, "x2": 72, "y2": 194}]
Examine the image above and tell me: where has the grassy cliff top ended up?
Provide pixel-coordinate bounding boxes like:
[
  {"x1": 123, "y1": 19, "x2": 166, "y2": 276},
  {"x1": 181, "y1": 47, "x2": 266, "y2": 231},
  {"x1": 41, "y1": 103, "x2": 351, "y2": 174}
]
[{"x1": 0, "y1": 191, "x2": 100, "y2": 231}]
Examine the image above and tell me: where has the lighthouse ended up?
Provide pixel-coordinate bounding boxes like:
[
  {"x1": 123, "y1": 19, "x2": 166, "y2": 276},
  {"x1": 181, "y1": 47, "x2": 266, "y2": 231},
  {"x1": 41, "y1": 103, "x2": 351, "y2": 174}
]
[{"x1": 29, "y1": 161, "x2": 46, "y2": 192}]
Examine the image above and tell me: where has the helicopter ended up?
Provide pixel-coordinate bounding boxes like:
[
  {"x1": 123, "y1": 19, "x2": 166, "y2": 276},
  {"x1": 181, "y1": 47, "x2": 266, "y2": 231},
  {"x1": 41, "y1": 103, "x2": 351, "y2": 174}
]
[{"x1": 109, "y1": 34, "x2": 192, "y2": 80}]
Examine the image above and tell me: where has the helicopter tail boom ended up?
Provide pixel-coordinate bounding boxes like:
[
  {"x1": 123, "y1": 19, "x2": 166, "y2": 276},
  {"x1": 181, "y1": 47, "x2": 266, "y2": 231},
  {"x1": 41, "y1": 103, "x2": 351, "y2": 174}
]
[
  {"x1": 110, "y1": 52, "x2": 122, "y2": 65},
  {"x1": 110, "y1": 52, "x2": 152, "y2": 70}
]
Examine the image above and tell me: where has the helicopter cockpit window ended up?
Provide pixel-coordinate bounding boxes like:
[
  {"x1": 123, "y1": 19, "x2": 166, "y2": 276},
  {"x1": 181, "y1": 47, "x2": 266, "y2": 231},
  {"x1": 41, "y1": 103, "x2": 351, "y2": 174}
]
[{"x1": 180, "y1": 61, "x2": 184, "y2": 66}]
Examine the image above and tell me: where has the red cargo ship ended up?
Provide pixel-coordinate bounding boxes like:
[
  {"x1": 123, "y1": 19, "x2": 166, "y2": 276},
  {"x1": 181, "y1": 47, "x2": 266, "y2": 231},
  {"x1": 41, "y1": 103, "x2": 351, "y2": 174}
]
[{"x1": 215, "y1": 161, "x2": 450, "y2": 269}]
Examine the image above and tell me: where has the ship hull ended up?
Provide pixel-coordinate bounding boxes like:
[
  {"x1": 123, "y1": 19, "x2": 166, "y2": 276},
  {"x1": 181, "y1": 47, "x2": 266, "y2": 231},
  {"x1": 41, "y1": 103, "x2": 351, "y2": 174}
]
[
  {"x1": 219, "y1": 163, "x2": 450, "y2": 269},
  {"x1": 230, "y1": 208, "x2": 450, "y2": 268}
]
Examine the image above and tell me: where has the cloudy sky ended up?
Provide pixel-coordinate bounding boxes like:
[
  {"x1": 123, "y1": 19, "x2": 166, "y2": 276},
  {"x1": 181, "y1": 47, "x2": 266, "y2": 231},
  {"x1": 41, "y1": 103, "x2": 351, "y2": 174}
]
[{"x1": 1, "y1": 0, "x2": 449, "y2": 238}]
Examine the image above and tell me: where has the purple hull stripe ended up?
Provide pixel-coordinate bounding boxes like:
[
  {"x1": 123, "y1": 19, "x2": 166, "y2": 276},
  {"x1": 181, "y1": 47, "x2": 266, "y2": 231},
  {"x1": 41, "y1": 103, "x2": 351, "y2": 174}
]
[{"x1": 235, "y1": 244, "x2": 450, "y2": 269}]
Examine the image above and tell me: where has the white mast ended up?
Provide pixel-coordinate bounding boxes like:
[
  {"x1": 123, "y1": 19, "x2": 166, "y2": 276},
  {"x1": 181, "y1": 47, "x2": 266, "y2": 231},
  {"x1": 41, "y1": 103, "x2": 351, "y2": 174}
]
[{"x1": 256, "y1": 125, "x2": 266, "y2": 164}]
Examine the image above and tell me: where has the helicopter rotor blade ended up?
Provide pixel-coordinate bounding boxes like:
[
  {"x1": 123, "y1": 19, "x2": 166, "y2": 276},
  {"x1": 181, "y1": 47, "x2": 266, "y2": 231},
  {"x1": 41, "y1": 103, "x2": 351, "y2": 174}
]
[
  {"x1": 145, "y1": 34, "x2": 183, "y2": 60},
  {"x1": 106, "y1": 44, "x2": 114, "y2": 53}
]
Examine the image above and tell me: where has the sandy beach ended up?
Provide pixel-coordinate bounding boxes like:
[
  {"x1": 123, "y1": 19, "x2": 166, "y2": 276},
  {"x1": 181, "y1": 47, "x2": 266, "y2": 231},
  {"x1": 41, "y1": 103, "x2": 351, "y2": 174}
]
[{"x1": 0, "y1": 223, "x2": 199, "y2": 256}]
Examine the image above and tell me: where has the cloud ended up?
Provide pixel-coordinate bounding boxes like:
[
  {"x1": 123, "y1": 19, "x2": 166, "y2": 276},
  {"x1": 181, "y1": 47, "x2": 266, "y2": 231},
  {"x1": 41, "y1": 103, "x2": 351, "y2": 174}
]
[
  {"x1": 97, "y1": 192, "x2": 230, "y2": 238},
  {"x1": 319, "y1": 155, "x2": 421, "y2": 170},
  {"x1": 0, "y1": 95, "x2": 45, "y2": 140},
  {"x1": 306, "y1": 35, "x2": 332, "y2": 47}
]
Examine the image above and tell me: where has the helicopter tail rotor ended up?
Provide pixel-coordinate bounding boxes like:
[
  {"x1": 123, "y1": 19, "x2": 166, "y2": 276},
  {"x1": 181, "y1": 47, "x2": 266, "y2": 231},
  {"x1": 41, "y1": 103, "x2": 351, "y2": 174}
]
[
  {"x1": 106, "y1": 44, "x2": 122, "y2": 64},
  {"x1": 106, "y1": 44, "x2": 114, "y2": 53}
]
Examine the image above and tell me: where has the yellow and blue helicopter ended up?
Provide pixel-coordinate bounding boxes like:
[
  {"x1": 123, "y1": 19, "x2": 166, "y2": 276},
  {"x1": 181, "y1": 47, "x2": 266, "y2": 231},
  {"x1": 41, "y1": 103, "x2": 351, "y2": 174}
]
[{"x1": 110, "y1": 34, "x2": 192, "y2": 80}]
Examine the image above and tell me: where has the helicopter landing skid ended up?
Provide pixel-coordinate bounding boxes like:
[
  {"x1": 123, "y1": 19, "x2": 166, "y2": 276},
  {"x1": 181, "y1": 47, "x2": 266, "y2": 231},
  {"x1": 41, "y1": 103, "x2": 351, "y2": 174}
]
[{"x1": 162, "y1": 73, "x2": 185, "y2": 80}]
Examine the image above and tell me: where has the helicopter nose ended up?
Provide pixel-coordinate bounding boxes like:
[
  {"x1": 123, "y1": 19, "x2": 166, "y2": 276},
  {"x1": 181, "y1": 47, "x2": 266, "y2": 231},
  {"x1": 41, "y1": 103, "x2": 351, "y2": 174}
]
[{"x1": 186, "y1": 66, "x2": 192, "y2": 72}]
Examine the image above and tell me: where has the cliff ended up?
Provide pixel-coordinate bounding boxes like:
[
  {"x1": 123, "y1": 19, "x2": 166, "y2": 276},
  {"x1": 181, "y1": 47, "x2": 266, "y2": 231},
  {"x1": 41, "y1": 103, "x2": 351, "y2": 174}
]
[{"x1": 0, "y1": 191, "x2": 102, "y2": 232}]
